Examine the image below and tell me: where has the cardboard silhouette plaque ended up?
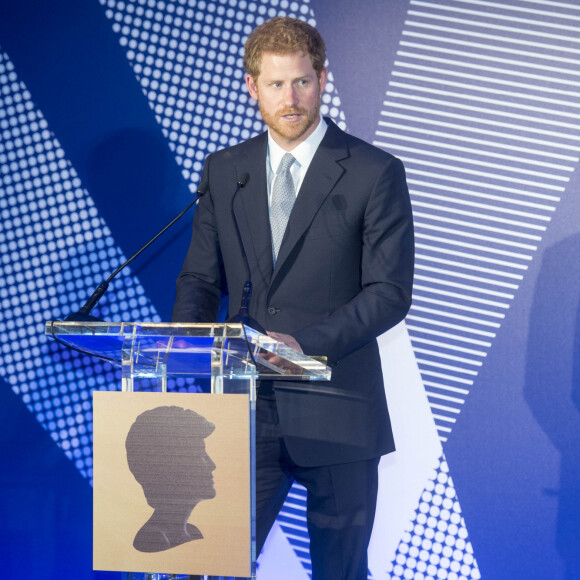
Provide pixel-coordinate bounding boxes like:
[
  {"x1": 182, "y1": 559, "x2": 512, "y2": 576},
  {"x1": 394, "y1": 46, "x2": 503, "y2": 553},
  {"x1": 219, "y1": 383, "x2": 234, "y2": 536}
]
[{"x1": 93, "y1": 392, "x2": 250, "y2": 577}]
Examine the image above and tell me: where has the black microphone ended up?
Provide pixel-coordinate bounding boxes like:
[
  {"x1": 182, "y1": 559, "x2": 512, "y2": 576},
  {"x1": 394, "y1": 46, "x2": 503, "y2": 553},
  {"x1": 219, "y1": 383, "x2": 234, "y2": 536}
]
[
  {"x1": 227, "y1": 173, "x2": 266, "y2": 333},
  {"x1": 65, "y1": 181, "x2": 209, "y2": 322}
]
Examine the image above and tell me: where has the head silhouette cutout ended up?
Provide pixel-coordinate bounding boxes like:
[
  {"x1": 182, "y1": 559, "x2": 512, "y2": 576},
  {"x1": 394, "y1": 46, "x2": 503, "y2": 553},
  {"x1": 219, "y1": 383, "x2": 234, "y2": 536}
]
[{"x1": 125, "y1": 405, "x2": 216, "y2": 552}]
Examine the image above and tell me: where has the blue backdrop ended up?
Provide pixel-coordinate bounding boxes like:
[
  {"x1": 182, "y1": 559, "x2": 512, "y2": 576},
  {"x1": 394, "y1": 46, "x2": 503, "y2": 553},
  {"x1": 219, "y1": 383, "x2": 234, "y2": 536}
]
[{"x1": 1, "y1": 0, "x2": 579, "y2": 578}]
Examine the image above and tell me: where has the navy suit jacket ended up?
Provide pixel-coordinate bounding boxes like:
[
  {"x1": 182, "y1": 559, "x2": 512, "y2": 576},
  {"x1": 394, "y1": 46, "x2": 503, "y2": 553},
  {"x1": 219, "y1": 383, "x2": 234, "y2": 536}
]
[{"x1": 173, "y1": 119, "x2": 414, "y2": 467}]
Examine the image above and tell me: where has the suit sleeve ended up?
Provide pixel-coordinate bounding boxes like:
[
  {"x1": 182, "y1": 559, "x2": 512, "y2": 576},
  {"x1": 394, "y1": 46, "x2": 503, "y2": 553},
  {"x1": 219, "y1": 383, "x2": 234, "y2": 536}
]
[
  {"x1": 292, "y1": 156, "x2": 414, "y2": 365},
  {"x1": 172, "y1": 155, "x2": 224, "y2": 323}
]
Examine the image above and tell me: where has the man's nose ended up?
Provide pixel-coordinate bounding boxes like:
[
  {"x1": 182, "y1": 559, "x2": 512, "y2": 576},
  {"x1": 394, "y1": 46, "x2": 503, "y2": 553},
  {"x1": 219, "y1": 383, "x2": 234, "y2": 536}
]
[{"x1": 282, "y1": 85, "x2": 298, "y2": 107}]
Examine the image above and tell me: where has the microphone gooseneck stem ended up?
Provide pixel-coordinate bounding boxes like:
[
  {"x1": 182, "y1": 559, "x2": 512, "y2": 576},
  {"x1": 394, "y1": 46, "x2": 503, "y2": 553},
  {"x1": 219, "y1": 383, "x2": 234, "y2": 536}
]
[
  {"x1": 103, "y1": 196, "x2": 201, "y2": 286},
  {"x1": 231, "y1": 173, "x2": 251, "y2": 287},
  {"x1": 65, "y1": 181, "x2": 209, "y2": 321},
  {"x1": 77, "y1": 282, "x2": 110, "y2": 316},
  {"x1": 238, "y1": 280, "x2": 252, "y2": 316}
]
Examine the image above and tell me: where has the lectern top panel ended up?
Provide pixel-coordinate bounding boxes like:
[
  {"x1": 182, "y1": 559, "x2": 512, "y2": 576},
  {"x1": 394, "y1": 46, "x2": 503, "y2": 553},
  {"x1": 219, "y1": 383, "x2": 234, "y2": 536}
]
[{"x1": 45, "y1": 321, "x2": 331, "y2": 381}]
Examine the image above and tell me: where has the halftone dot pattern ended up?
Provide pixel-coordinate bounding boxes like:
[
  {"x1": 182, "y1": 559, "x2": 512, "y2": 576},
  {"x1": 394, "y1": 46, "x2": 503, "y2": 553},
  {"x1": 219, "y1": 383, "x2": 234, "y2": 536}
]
[
  {"x1": 0, "y1": 49, "x2": 200, "y2": 481},
  {"x1": 99, "y1": 0, "x2": 346, "y2": 191},
  {"x1": 386, "y1": 455, "x2": 480, "y2": 580}
]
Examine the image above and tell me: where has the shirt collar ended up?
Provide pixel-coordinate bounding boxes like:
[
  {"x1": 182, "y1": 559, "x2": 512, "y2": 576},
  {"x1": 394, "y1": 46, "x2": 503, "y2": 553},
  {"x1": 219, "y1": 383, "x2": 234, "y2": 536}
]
[{"x1": 268, "y1": 115, "x2": 328, "y2": 173}]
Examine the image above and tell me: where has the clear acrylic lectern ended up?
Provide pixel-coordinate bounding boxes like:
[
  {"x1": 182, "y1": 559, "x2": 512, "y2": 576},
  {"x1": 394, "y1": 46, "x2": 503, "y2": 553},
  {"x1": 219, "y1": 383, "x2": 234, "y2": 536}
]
[{"x1": 45, "y1": 321, "x2": 331, "y2": 580}]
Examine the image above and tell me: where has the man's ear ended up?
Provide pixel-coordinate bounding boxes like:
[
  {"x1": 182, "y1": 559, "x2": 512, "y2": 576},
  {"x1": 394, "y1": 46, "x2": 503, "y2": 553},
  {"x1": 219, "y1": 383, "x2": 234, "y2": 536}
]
[
  {"x1": 319, "y1": 67, "x2": 328, "y2": 95},
  {"x1": 246, "y1": 74, "x2": 259, "y2": 100}
]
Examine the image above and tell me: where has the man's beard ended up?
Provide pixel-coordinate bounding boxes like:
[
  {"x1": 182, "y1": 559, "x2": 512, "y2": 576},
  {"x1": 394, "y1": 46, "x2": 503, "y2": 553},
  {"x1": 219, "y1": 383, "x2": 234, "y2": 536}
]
[{"x1": 259, "y1": 99, "x2": 321, "y2": 145}]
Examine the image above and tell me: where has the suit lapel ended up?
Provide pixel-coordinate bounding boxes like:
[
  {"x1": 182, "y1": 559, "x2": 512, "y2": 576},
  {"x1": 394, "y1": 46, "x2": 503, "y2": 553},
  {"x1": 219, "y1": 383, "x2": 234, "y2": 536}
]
[
  {"x1": 272, "y1": 122, "x2": 349, "y2": 282},
  {"x1": 232, "y1": 133, "x2": 274, "y2": 286}
]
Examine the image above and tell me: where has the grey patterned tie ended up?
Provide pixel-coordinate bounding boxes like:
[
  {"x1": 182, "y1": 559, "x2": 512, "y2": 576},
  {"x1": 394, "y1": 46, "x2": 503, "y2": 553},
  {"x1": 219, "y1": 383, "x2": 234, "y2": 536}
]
[{"x1": 270, "y1": 152, "x2": 296, "y2": 262}]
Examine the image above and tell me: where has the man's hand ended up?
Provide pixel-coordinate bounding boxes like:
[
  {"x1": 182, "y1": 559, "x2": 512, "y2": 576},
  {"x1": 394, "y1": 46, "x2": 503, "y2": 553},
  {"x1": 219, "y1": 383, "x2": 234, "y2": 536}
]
[
  {"x1": 266, "y1": 332, "x2": 303, "y2": 353},
  {"x1": 261, "y1": 332, "x2": 304, "y2": 375}
]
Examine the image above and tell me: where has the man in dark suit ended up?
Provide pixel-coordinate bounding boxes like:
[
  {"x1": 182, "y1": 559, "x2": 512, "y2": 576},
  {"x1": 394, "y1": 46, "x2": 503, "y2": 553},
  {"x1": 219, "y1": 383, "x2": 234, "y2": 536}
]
[{"x1": 173, "y1": 16, "x2": 414, "y2": 580}]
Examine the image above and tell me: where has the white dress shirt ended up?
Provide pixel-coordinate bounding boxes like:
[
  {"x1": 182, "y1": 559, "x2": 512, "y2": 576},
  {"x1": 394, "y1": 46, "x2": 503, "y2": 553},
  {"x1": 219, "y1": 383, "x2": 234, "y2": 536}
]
[{"x1": 266, "y1": 115, "x2": 328, "y2": 208}]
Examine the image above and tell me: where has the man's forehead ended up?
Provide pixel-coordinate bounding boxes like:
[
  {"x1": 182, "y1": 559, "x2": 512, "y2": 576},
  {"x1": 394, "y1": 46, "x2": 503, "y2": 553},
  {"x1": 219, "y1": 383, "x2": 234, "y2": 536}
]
[{"x1": 254, "y1": 51, "x2": 316, "y2": 77}]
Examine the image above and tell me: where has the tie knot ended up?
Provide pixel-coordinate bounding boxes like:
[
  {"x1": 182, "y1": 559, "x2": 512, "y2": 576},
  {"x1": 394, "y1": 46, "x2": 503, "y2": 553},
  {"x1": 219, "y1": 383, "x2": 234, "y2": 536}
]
[{"x1": 277, "y1": 153, "x2": 295, "y2": 174}]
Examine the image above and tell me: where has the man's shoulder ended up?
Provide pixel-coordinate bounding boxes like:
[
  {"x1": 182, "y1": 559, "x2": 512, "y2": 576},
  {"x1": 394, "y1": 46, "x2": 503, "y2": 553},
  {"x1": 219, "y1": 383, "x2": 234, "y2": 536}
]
[
  {"x1": 324, "y1": 119, "x2": 398, "y2": 165},
  {"x1": 209, "y1": 131, "x2": 267, "y2": 164}
]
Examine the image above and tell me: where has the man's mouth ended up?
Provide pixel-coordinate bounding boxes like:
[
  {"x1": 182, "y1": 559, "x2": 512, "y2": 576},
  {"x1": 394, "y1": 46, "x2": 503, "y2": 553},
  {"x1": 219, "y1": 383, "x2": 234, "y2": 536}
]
[{"x1": 280, "y1": 110, "x2": 305, "y2": 120}]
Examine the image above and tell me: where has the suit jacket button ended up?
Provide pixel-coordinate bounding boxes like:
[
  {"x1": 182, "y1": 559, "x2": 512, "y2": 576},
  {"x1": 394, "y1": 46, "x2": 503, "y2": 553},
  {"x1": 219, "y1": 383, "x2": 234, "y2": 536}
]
[{"x1": 267, "y1": 307, "x2": 277, "y2": 315}]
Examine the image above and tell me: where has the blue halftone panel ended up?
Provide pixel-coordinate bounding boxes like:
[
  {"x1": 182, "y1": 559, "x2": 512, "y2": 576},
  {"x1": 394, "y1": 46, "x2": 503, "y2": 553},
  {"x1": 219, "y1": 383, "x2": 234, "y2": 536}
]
[
  {"x1": 386, "y1": 455, "x2": 480, "y2": 580},
  {"x1": 0, "y1": 0, "x2": 194, "y2": 320},
  {"x1": 0, "y1": 49, "x2": 202, "y2": 484}
]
